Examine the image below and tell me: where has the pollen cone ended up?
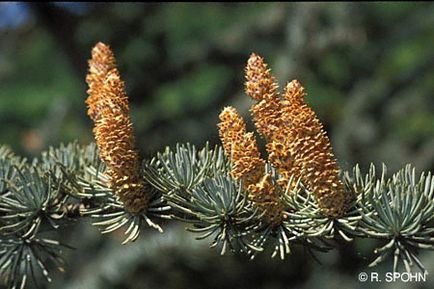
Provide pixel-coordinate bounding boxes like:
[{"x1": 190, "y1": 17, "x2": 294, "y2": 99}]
[
  {"x1": 218, "y1": 107, "x2": 284, "y2": 224},
  {"x1": 279, "y1": 80, "x2": 351, "y2": 216},
  {"x1": 85, "y1": 42, "x2": 149, "y2": 214}
]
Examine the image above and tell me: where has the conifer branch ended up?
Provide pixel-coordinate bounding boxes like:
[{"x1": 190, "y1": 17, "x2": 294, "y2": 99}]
[{"x1": 0, "y1": 44, "x2": 433, "y2": 289}]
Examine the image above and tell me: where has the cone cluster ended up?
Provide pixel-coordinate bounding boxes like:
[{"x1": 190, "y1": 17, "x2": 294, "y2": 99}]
[{"x1": 219, "y1": 53, "x2": 352, "y2": 218}]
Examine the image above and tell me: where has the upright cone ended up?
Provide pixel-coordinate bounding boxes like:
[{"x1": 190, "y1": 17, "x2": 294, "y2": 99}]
[
  {"x1": 85, "y1": 42, "x2": 149, "y2": 214},
  {"x1": 218, "y1": 107, "x2": 284, "y2": 225}
]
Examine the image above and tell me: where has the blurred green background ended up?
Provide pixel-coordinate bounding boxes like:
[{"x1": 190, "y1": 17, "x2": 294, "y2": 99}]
[{"x1": 0, "y1": 2, "x2": 433, "y2": 289}]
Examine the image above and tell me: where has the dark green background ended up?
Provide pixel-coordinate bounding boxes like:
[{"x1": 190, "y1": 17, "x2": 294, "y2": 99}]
[{"x1": 0, "y1": 3, "x2": 433, "y2": 289}]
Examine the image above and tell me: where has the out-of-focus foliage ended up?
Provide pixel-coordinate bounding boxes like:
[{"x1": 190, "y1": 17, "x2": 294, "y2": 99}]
[{"x1": 0, "y1": 2, "x2": 433, "y2": 289}]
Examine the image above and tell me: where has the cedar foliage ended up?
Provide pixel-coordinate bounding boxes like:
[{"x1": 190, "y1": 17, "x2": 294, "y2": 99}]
[{"x1": 0, "y1": 42, "x2": 433, "y2": 289}]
